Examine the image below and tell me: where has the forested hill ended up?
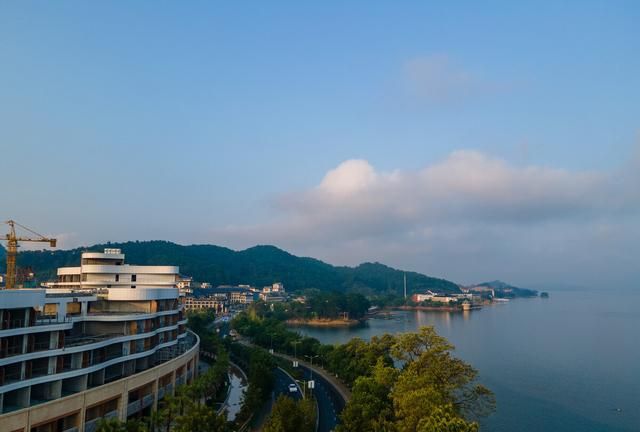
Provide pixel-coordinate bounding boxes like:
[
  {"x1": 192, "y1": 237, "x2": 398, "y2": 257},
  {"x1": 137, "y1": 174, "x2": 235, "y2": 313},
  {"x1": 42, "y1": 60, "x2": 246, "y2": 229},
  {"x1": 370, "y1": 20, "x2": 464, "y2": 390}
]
[{"x1": 0, "y1": 241, "x2": 461, "y2": 295}]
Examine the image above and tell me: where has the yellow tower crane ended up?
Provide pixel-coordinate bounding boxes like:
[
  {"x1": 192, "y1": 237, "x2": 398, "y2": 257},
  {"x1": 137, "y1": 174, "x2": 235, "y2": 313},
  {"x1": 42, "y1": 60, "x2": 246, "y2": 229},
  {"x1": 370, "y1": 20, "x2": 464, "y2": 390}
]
[{"x1": 3, "y1": 220, "x2": 57, "y2": 289}]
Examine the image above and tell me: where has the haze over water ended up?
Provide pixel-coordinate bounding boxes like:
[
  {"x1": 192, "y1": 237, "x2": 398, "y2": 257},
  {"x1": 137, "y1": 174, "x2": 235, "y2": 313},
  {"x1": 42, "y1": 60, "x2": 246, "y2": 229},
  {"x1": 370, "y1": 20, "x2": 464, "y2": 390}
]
[{"x1": 294, "y1": 288, "x2": 640, "y2": 432}]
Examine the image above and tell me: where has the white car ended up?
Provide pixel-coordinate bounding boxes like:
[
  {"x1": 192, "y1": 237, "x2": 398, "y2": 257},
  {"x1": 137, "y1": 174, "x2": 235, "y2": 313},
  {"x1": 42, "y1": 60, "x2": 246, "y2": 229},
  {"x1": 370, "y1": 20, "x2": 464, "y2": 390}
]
[{"x1": 288, "y1": 384, "x2": 298, "y2": 393}]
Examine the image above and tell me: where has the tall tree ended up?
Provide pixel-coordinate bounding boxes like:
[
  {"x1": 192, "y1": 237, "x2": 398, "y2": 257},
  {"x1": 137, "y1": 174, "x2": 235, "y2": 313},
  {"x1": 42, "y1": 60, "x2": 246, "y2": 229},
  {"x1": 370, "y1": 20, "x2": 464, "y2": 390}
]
[{"x1": 263, "y1": 395, "x2": 315, "y2": 432}]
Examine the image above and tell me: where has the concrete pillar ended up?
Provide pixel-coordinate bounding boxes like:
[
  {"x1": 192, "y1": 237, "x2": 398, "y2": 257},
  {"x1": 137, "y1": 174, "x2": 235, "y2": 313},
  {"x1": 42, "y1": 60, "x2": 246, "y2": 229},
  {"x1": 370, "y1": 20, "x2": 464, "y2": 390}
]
[
  {"x1": 50, "y1": 331, "x2": 59, "y2": 350},
  {"x1": 58, "y1": 302, "x2": 67, "y2": 322},
  {"x1": 119, "y1": 384, "x2": 129, "y2": 422},
  {"x1": 79, "y1": 393, "x2": 87, "y2": 432},
  {"x1": 152, "y1": 378, "x2": 159, "y2": 411}
]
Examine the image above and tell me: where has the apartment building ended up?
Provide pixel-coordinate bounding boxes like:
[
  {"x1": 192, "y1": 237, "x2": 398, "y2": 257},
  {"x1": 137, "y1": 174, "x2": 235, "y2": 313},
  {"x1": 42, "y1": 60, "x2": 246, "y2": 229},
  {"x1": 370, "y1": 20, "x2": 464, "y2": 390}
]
[{"x1": 0, "y1": 249, "x2": 199, "y2": 432}]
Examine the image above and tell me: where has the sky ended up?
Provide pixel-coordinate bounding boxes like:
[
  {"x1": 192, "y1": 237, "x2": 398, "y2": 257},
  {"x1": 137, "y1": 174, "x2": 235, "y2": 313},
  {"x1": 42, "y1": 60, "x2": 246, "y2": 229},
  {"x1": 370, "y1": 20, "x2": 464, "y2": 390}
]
[{"x1": 1, "y1": 1, "x2": 639, "y2": 288}]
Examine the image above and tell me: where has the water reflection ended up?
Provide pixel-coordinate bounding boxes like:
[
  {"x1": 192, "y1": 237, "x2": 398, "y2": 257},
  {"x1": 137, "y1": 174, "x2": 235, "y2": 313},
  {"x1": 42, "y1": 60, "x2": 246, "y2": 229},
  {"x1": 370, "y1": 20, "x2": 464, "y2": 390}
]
[{"x1": 224, "y1": 364, "x2": 247, "y2": 421}]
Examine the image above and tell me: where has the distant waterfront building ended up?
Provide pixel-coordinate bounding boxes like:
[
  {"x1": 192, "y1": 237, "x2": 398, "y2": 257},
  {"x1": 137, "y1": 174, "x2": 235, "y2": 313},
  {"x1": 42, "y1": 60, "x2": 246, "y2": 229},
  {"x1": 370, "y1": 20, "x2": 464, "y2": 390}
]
[
  {"x1": 259, "y1": 292, "x2": 286, "y2": 302},
  {"x1": 0, "y1": 248, "x2": 199, "y2": 432},
  {"x1": 229, "y1": 291, "x2": 254, "y2": 305},
  {"x1": 412, "y1": 291, "x2": 457, "y2": 303},
  {"x1": 176, "y1": 276, "x2": 193, "y2": 296},
  {"x1": 466, "y1": 285, "x2": 496, "y2": 297},
  {"x1": 262, "y1": 282, "x2": 285, "y2": 294},
  {"x1": 184, "y1": 295, "x2": 228, "y2": 313}
]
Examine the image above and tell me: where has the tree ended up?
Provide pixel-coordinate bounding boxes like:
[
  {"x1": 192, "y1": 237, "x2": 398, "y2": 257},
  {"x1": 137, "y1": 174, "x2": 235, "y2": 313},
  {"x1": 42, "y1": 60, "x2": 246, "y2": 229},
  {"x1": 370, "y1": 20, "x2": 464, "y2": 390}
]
[
  {"x1": 390, "y1": 327, "x2": 495, "y2": 431},
  {"x1": 416, "y1": 405, "x2": 479, "y2": 432},
  {"x1": 337, "y1": 360, "x2": 397, "y2": 432},
  {"x1": 173, "y1": 403, "x2": 230, "y2": 432},
  {"x1": 263, "y1": 395, "x2": 315, "y2": 432},
  {"x1": 96, "y1": 418, "x2": 147, "y2": 432}
]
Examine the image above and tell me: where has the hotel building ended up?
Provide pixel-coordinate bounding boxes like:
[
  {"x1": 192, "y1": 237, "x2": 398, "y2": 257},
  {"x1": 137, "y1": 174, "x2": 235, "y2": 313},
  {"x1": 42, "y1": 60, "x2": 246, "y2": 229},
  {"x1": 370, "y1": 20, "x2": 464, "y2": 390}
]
[{"x1": 0, "y1": 249, "x2": 199, "y2": 432}]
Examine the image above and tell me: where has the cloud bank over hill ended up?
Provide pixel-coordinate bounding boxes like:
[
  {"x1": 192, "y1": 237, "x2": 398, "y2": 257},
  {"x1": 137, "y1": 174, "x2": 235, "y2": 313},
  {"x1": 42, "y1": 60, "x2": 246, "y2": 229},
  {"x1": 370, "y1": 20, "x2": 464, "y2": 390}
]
[{"x1": 214, "y1": 150, "x2": 640, "y2": 287}]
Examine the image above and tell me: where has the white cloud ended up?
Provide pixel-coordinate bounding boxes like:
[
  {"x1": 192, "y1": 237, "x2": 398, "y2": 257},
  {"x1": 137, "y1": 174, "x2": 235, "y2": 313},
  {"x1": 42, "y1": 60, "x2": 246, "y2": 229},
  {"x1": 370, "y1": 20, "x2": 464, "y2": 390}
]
[{"x1": 212, "y1": 150, "x2": 640, "y2": 287}]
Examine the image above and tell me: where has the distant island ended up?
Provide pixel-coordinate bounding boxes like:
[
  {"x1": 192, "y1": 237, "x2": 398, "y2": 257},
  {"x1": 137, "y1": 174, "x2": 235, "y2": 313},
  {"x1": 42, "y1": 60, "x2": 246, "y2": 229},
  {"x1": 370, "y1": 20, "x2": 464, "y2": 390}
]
[{"x1": 466, "y1": 280, "x2": 539, "y2": 298}]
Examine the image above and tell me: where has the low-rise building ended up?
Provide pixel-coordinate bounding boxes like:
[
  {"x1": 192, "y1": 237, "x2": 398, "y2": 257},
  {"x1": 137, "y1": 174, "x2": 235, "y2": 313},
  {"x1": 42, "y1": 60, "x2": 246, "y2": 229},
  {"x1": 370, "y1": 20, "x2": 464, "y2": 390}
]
[
  {"x1": 184, "y1": 295, "x2": 227, "y2": 313},
  {"x1": 412, "y1": 291, "x2": 458, "y2": 304},
  {"x1": 176, "y1": 276, "x2": 193, "y2": 296},
  {"x1": 259, "y1": 292, "x2": 286, "y2": 303},
  {"x1": 230, "y1": 291, "x2": 254, "y2": 305}
]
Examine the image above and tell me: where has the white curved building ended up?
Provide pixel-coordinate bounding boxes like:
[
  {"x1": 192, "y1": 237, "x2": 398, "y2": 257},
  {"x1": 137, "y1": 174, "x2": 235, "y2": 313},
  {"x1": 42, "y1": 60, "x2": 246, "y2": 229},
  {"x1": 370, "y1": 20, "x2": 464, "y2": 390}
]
[{"x1": 0, "y1": 249, "x2": 199, "y2": 432}]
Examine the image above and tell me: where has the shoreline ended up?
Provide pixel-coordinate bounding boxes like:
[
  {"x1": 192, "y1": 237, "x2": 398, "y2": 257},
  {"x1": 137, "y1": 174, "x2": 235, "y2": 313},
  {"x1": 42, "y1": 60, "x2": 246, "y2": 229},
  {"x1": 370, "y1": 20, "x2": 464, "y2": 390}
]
[
  {"x1": 286, "y1": 318, "x2": 362, "y2": 327},
  {"x1": 393, "y1": 305, "x2": 463, "y2": 312}
]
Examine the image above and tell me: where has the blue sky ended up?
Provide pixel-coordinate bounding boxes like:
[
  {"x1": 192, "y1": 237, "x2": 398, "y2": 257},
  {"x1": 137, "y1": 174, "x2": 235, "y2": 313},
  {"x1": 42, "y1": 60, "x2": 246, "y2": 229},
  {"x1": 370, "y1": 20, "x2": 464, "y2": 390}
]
[{"x1": 1, "y1": 2, "x2": 639, "y2": 287}]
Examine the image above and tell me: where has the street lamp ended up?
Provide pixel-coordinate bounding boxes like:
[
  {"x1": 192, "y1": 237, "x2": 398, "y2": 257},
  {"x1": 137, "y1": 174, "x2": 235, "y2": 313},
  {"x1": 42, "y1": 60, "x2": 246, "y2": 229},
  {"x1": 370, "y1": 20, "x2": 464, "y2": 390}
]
[
  {"x1": 304, "y1": 354, "x2": 320, "y2": 387},
  {"x1": 295, "y1": 379, "x2": 307, "y2": 398},
  {"x1": 268, "y1": 332, "x2": 275, "y2": 354},
  {"x1": 291, "y1": 340, "x2": 301, "y2": 367}
]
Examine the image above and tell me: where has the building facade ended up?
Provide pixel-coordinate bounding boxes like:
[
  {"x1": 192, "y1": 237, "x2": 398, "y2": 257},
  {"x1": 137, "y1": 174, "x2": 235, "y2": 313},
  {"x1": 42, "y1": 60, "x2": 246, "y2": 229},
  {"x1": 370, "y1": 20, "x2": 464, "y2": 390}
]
[
  {"x1": 184, "y1": 295, "x2": 228, "y2": 313},
  {"x1": 0, "y1": 249, "x2": 199, "y2": 432}
]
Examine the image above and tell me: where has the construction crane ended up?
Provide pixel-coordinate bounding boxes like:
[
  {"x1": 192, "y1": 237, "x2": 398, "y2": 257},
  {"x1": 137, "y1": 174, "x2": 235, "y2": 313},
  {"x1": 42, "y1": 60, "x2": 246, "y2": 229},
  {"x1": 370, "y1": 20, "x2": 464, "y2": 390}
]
[{"x1": 3, "y1": 220, "x2": 57, "y2": 289}]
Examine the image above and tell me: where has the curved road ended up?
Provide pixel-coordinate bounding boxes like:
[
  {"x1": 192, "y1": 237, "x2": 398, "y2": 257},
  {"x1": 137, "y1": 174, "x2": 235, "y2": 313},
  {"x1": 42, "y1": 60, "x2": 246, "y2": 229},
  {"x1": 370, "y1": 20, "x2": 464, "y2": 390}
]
[
  {"x1": 273, "y1": 367, "x2": 302, "y2": 402},
  {"x1": 300, "y1": 364, "x2": 343, "y2": 432},
  {"x1": 234, "y1": 338, "x2": 347, "y2": 431}
]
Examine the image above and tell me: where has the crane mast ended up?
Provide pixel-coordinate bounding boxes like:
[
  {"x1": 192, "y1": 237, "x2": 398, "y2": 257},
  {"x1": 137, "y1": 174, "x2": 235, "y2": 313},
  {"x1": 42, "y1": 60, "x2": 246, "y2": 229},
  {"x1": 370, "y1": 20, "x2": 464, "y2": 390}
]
[{"x1": 3, "y1": 220, "x2": 57, "y2": 289}]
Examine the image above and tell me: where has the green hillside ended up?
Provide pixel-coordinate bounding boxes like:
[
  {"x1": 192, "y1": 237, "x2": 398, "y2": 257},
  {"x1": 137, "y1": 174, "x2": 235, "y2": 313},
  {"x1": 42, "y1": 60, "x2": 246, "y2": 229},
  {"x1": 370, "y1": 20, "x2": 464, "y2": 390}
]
[{"x1": 0, "y1": 240, "x2": 461, "y2": 295}]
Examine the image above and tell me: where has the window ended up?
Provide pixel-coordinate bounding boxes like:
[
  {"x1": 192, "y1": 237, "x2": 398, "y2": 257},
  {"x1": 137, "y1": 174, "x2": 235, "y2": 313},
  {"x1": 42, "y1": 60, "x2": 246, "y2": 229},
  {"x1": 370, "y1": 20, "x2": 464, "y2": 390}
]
[
  {"x1": 131, "y1": 274, "x2": 137, "y2": 282},
  {"x1": 115, "y1": 274, "x2": 119, "y2": 282},
  {"x1": 131, "y1": 285, "x2": 136, "y2": 289}
]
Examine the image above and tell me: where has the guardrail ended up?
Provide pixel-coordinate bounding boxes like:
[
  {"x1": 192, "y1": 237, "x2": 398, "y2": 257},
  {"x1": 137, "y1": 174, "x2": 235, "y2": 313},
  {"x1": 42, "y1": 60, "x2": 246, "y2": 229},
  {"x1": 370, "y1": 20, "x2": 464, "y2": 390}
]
[{"x1": 127, "y1": 400, "x2": 141, "y2": 416}]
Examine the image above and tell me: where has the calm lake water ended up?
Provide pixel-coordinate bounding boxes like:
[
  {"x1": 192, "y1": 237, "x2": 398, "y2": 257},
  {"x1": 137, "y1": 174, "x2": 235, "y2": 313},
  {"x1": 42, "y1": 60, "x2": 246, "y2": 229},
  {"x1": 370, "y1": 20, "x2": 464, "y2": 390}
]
[{"x1": 294, "y1": 288, "x2": 640, "y2": 432}]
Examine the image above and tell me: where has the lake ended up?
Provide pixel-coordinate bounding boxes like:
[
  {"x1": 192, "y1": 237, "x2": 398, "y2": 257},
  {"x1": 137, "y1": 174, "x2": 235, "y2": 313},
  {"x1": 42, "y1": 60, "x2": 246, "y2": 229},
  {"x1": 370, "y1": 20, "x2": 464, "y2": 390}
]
[{"x1": 292, "y1": 288, "x2": 640, "y2": 432}]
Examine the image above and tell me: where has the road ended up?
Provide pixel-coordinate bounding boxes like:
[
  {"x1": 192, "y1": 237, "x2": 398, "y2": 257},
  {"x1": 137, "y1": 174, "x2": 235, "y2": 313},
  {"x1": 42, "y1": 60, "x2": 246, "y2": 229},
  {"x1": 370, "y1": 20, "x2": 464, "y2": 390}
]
[
  {"x1": 250, "y1": 367, "x2": 302, "y2": 431},
  {"x1": 273, "y1": 367, "x2": 302, "y2": 402},
  {"x1": 300, "y1": 364, "x2": 343, "y2": 432},
  {"x1": 236, "y1": 339, "x2": 347, "y2": 431}
]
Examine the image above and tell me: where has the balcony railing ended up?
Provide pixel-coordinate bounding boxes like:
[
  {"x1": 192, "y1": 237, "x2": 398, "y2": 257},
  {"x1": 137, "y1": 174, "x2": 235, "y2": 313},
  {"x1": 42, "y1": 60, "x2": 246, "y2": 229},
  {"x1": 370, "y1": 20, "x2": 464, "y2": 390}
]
[
  {"x1": 142, "y1": 393, "x2": 154, "y2": 409},
  {"x1": 65, "y1": 333, "x2": 123, "y2": 348},
  {"x1": 32, "y1": 340, "x2": 52, "y2": 351},
  {"x1": 34, "y1": 315, "x2": 73, "y2": 326},
  {"x1": 84, "y1": 419, "x2": 99, "y2": 432},
  {"x1": 3, "y1": 370, "x2": 22, "y2": 383},
  {"x1": 127, "y1": 400, "x2": 141, "y2": 416},
  {"x1": 1, "y1": 345, "x2": 24, "y2": 358}
]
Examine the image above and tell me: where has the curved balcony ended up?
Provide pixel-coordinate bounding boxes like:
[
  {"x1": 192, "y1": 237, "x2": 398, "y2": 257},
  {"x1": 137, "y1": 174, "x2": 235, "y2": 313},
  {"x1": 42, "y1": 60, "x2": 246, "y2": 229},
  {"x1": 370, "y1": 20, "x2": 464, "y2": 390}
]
[
  {"x1": 0, "y1": 332, "x2": 200, "y2": 431},
  {"x1": 0, "y1": 323, "x2": 184, "y2": 367},
  {"x1": 0, "y1": 333, "x2": 197, "y2": 393}
]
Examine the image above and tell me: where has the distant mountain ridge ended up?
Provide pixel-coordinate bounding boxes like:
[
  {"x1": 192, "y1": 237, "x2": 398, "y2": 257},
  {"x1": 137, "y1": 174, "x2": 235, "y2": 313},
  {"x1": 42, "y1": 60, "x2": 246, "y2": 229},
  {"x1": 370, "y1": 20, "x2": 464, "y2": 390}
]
[
  {"x1": 0, "y1": 240, "x2": 461, "y2": 295},
  {"x1": 471, "y1": 280, "x2": 538, "y2": 297}
]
